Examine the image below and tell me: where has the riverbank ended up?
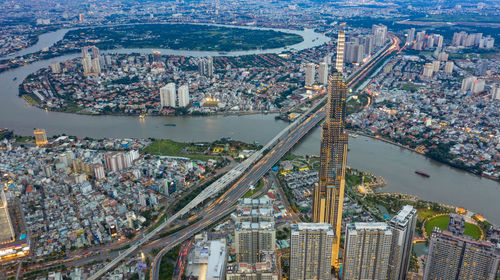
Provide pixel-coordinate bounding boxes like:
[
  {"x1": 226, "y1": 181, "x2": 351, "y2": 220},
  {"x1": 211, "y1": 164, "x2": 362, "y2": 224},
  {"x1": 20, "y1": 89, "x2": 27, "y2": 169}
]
[{"x1": 350, "y1": 130, "x2": 499, "y2": 182}]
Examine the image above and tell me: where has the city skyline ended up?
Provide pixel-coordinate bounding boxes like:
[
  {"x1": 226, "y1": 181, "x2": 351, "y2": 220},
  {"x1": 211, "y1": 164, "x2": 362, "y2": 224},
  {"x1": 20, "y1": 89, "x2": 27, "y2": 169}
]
[{"x1": 0, "y1": 0, "x2": 498, "y2": 279}]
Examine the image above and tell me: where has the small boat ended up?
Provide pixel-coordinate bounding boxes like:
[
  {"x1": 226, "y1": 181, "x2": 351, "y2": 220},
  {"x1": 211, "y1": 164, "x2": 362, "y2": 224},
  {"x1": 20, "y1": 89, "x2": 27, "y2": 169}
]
[
  {"x1": 164, "y1": 123, "x2": 176, "y2": 127},
  {"x1": 13, "y1": 77, "x2": 17, "y2": 81},
  {"x1": 415, "y1": 170, "x2": 430, "y2": 178},
  {"x1": 350, "y1": 133, "x2": 359, "y2": 138}
]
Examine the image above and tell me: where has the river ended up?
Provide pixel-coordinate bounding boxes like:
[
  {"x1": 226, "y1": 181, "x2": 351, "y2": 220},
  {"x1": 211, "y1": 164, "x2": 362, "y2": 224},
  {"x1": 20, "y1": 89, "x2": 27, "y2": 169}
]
[{"x1": 0, "y1": 25, "x2": 498, "y2": 224}]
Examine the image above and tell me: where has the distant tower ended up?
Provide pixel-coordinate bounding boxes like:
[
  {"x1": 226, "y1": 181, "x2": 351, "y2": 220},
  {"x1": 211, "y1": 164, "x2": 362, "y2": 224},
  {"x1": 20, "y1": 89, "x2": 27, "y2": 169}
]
[
  {"x1": 177, "y1": 85, "x2": 190, "y2": 107},
  {"x1": 160, "y1": 83, "x2": 176, "y2": 108},
  {"x1": 305, "y1": 63, "x2": 316, "y2": 87},
  {"x1": 312, "y1": 26, "x2": 349, "y2": 266},
  {"x1": 335, "y1": 23, "x2": 346, "y2": 73},
  {"x1": 318, "y1": 62, "x2": 329, "y2": 86},
  {"x1": 290, "y1": 223, "x2": 334, "y2": 280},
  {"x1": 33, "y1": 129, "x2": 48, "y2": 146}
]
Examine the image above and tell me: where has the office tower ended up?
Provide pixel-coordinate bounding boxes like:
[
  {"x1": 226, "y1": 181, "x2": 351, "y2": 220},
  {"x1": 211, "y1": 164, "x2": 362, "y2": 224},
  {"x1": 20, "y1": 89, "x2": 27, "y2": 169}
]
[
  {"x1": 363, "y1": 35, "x2": 374, "y2": 55},
  {"x1": 388, "y1": 205, "x2": 418, "y2": 280},
  {"x1": 160, "y1": 83, "x2": 176, "y2": 108},
  {"x1": 343, "y1": 223, "x2": 393, "y2": 280},
  {"x1": 312, "y1": 62, "x2": 348, "y2": 266},
  {"x1": 318, "y1": 62, "x2": 329, "y2": 85},
  {"x1": 33, "y1": 129, "x2": 48, "y2": 146},
  {"x1": 445, "y1": 61, "x2": 454, "y2": 74},
  {"x1": 305, "y1": 63, "x2": 316, "y2": 87},
  {"x1": 234, "y1": 221, "x2": 275, "y2": 263},
  {"x1": 423, "y1": 229, "x2": 500, "y2": 280},
  {"x1": 177, "y1": 85, "x2": 190, "y2": 107},
  {"x1": 51, "y1": 62, "x2": 61, "y2": 74},
  {"x1": 335, "y1": 24, "x2": 346, "y2": 73},
  {"x1": 289, "y1": 223, "x2": 334, "y2": 280},
  {"x1": 406, "y1": 28, "x2": 415, "y2": 45},
  {"x1": 372, "y1": 24, "x2": 387, "y2": 47},
  {"x1": 422, "y1": 63, "x2": 434, "y2": 78},
  {"x1": 432, "y1": 60, "x2": 440, "y2": 72}
]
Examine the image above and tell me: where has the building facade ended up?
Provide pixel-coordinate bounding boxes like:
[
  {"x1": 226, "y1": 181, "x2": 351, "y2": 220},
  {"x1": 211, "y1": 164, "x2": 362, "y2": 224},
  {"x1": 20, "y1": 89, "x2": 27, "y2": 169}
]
[
  {"x1": 423, "y1": 229, "x2": 500, "y2": 280},
  {"x1": 289, "y1": 223, "x2": 334, "y2": 280},
  {"x1": 343, "y1": 223, "x2": 393, "y2": 280},
  {"x1": 388, "y1": 205, "x2": 418, "y2": 280},
  {"x1": 312, "y1": 69, "x2": 348, "y2": 267}
]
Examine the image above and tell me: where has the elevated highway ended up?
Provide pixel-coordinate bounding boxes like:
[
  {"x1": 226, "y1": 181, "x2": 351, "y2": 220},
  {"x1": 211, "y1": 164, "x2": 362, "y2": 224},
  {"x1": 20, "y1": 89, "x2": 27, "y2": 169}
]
[{"x1": 89, "y1": 34, "x2": 400, "y2": 280}]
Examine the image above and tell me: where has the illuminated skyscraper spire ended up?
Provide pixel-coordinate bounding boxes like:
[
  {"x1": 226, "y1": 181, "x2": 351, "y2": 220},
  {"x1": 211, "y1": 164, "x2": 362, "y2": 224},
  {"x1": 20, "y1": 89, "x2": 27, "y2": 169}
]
[{"x1": 312, "y1": 23, "x2": 349, "y2": 269}]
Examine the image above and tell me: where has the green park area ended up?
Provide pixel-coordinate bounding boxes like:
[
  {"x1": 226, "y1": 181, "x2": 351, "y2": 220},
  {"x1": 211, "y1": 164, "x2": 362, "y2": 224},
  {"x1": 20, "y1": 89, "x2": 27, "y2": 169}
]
[
  {"x1": 425, "y1": 215, "x2": 482, "y2": 240},
  {"x1": 64, "y1": 24, "x2": 304, "y2": 52},
  {"x1": 142, "y1": 138, "x2": 259, "y2": 162},
  {"x1": 142, "y1": 139, "x2": 219, "y2": 161}
]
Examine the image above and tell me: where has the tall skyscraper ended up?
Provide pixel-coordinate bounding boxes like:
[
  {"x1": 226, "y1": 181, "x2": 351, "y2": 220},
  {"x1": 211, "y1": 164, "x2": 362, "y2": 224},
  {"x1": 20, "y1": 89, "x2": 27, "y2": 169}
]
[
  {"x1": 33, "y1": 129, "x2": 48, "y2": 146},
  {"x1": 160, "y1": 83, "x2": 176, "y2": 108},
  {"x1": 406, "y1": 28, "x2": 416, "y2": 46},
  {"x1": 335, "y1": 24, "x2": 346, "y2": 73},
  {"x1": 388, "y1": 205, "x2": 418, "y2": 280},
  {"x1": 423, "y1": 63, "x2": 434, "y2": 78},
  {"x1": 343, "y1": 223, "x2": 393, "y2": 280},
  {"x1": 312, "y1": 28, "x2": 348, "y2": 266},
  {"x1": 177, "y1": 85, "x2": 190, "y2": 107},
  {"x1": 289, "y1": 223, "x2": 334, "y2": 280},
  {"x1": 305, "y1": 63, "x2": 316, "y2": 87},
  {"x1": 234, "y1": 221, "x2": 275, "y2": 263},
  {"x1": 372, "y1": 24, "x2": 388, "y2": 47},
  {"x1": 423, "y1": 229, "x2": 500, "y2": 280},
  {"x1": 230, "y1": 199, "x2": 278, "y2": 280},
  {"x1": 82, "y1": 46, "x2": 101, "y2": 75},
  {"x1": 318, "y1": 62, "x2": 329, "y2": 86},
  {"x1": 199, "y1": 56, "x2": 214, "y2": 77}
]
